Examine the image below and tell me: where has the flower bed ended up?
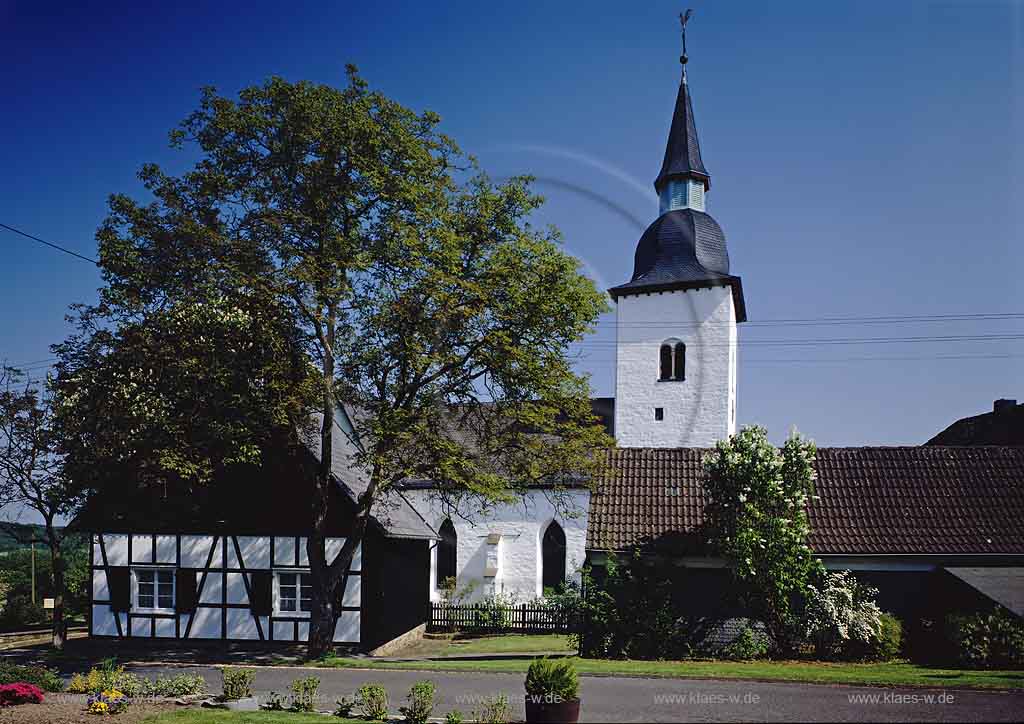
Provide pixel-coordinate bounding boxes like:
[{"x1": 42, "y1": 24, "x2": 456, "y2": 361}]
[{"x1": 0, "y1": 682, "x2": 45, "y2": 706}]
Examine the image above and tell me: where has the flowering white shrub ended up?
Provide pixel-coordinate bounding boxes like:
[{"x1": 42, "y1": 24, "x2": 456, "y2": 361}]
[{"x1": 803, "y1": 570, "x2": 882, "y2": 659}]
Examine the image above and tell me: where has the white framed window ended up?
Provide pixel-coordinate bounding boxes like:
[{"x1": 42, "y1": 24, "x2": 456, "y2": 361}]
[
  {"x1": 133, "y1": 567, "x2": 174, "y2": 612},
  {"x1": 274, "y1": 570, "x2": 313, "y2": 616}
]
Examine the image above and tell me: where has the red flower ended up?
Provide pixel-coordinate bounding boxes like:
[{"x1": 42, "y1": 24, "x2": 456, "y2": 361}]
[{"x1": 0, "y1": 682, "x2": 46, "y2": 706}]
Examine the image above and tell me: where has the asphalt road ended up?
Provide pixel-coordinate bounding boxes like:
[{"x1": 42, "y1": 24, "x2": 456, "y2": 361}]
[{"x1": 134, "y1": 664, "x2": 1024, "y2": 723}]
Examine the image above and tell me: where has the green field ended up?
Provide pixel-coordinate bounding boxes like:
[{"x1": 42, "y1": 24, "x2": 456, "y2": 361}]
[{"x1": 318, "y1": 655, "x2": 1024, "y2": 690}]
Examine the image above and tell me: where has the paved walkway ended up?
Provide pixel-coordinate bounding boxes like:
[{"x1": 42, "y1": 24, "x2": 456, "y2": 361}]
[{"x1": 133, "y1": 663, "x2": 1023, "y2": 723}]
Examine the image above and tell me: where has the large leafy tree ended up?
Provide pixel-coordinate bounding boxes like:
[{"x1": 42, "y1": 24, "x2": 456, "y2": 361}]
[
  {"x1": 68, "y1": 67, "x2": 611, "y2": 656},
  {"x1": 702, "y1": 426, "x2": 823, "y2": 651},
  {"x1": 0, "y1": 366, "x2": 83, "y2": 648}
]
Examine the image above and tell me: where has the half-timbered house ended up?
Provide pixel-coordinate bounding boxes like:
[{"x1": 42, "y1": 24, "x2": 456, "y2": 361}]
[{"x1": 78, "y1": 407, "x2": 437, "y2": 651}]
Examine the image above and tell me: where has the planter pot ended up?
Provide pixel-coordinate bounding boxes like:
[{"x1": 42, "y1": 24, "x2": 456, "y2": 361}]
[{"x1": 525, "y1": 698, "x2": 581, "y2": 724}]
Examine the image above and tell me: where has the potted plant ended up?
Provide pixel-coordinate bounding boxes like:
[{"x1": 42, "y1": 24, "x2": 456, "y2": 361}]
[{"x1": 524, "y1": 657, "x2": 580, "y2": 724}]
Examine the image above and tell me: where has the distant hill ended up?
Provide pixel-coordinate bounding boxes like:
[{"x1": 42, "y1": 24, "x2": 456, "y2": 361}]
[{"x1": 0, "y1": 523, "x2": 78, "y2": 554}]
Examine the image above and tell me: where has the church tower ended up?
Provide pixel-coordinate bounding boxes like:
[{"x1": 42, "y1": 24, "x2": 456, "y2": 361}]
[{"x1": 610, "y1": 19, "x2": 746, "y2": 448}]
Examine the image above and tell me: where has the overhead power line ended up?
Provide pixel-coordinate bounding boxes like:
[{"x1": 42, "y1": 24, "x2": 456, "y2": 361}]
[
  {"x1": 593, "y1": 313, "x2": 1024, "y2": 328},
  {"x1": 0, "y1": 222, "x2": 98, "y2": 265},
  {"x1": 572, "y1": 333, "x2": 1024, "y2": 348}
]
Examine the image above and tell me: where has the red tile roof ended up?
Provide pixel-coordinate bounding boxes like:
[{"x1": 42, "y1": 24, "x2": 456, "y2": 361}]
[{"x1": 587, "y1": 446, "x2": 1024, "y2": 555}]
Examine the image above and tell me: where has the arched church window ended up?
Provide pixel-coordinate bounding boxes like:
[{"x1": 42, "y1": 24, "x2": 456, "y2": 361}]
[
  {"x1": 673, "y1": 342, "x2": 686, "y2": 380},
  {"x1": 541, "y1": 520, "x2": 567, "y2": 592},
  {"x1": 437, "y1": 519, "x2": 457, "y2": 589},
  {"x1": 659, "y1": 344, "x2": 673, "y2": 381}
]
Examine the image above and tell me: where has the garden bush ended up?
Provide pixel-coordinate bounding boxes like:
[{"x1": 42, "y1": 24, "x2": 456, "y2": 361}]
[
  {"x1": 145, "y1": 672, "x2": 207, "y2": 697},
  {"x1": 801, "y1": 570, "x2": 883, "y2": 661},
  {"x1": 220, "y1": 667, "x2": 255, "y2": 700},
  {"x1": 0, "y1": 682, "x2": 45, "y2": 706},
  {"x1": 289, "y1": 676, "x2": 320, "y2": 712},
  {"x1": 0, "y1": 662, "x2": 63, "y2": 692},
  {"x1": 445, "y1": 711, "x2": 464, "y2": 724},
  {"x1": 399, "y1": 680, "x2": 436, "y2": 724},
  {"x1": 939, "y1": 608, "x2": 1024, "y2": 669},
  {"x1": 576, "y1": 554, "x2": 682, "y2": 659},
  {"x1": 357, "y1": 683, "x2": 389, "y2": 721},
  {"x1": 525, "y1": 657, "x2": 579, "y2": 702},
  {"x1": 862, "y1": 613, "x2": 903, "y2": 662},
  {"x1": 721, "y1": 624, "x2": 772, "y2": 661}
]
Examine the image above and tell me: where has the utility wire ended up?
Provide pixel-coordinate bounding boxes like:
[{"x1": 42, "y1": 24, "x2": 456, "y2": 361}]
[
  {"x1": 571, "y1": 333, "x2": 1024, "y2": 348},
  {"x1": 0, "y1": 222, "x2": 98, "y2": 265},
  {"x1": 592, "y1": 313, "x2": 1024, "y2": 328}
]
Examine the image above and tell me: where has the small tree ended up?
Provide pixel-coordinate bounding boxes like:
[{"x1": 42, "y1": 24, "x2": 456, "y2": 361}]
[
  {"x1": 0, "y1": 366, "x2": 82, "y2": 648},
  {"x1": 702, "y1": 426, "x2": 823, "y2": 651}
]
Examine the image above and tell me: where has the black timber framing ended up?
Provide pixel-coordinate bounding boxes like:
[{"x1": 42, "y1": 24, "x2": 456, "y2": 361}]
[{"x1": 89, "y1": 532, "x2": 362, "y2": 644}]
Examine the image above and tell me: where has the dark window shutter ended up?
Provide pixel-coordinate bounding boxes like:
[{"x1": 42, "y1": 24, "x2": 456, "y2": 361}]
[
  {"x1": 176, "y1": 569, "x2": 197, "y2": 612},
  {"x1": 659, "y1": 344, "x2": 673, "y2": 380},
  {"x1": 250, "y1": 571, "x2": 272, "y2": 615},
  {"x1": 107, "y1": 567, "x2": 131, "y2": 612},
  {"x1": 674, "y1": 342, "x2": 686, "y2": 380}
]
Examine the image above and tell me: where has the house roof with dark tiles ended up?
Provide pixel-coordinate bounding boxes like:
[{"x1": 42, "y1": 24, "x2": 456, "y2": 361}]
[
  {"x1": 588, "y1": 446, "x2": 1024, "y2": 555},
  {"x1": 927, "y1": 400, "x2": 1024, "y2": 446}
]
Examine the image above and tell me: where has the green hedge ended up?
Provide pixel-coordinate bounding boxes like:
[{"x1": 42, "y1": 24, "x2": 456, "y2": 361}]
[{"x1": 0, "y1": 662, "x2": 64, "y2": 692}]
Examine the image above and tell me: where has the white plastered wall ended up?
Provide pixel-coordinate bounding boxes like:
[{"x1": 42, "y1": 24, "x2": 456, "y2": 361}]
[
  {"x1": 614, "y1": 285, "x2": 737, "y2": 448},
  {"x1": 403, "y1": 489, "x2": 590, "y2": 603}
]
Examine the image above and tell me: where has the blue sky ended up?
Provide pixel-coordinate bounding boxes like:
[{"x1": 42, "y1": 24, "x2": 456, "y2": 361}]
[{"x1": 1, "y1": 0, "x2": 1021, "y2": 447}]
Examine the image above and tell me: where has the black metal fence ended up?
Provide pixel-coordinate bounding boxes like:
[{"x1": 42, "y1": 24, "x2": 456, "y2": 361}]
[{"x1": 427, "y1": 602, "x2": 578, "y2": 635}]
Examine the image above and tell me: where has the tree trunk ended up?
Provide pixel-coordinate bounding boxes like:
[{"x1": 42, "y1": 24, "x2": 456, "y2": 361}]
[
  {"x1": 47, "y1": 529, "x2": 66, "y2": 650},
  {"x1": 307, "y1": 302, "x2": 338, "y2": 659}
]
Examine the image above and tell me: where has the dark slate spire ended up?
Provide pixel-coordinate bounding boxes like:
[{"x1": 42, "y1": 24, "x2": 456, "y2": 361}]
[
  {"x1": 653, "y1": 13, "x2": 710, "y2": 192},
  {"x1": 608, "y1": 13, "x2": 745, "y2": 322}
]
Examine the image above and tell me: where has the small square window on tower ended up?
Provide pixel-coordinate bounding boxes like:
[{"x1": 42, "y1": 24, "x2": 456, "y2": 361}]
[{"x1": 654, "y1": 407, "x2": 664, "y2": 421}]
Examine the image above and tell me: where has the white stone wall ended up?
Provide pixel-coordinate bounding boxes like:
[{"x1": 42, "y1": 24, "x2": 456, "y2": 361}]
[
  {"x1": 403, "y1": 489, "x2": 590, "y2": 603},
  {"x1": 614, "y1": 285, "x2": 737, "y2": 447}
]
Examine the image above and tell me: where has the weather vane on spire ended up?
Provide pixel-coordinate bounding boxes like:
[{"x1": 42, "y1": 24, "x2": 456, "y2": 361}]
[{"x1": 679, "y1": 9, "x2": 694, "y2": 66}]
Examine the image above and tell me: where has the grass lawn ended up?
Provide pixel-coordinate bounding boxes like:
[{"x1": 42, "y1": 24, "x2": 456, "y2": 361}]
[
  {"x1": 442, "y1": 633, "x2": 574, "y2": 656},
  {"x1": 318, "y1": 655, "x2": 1024, "y2": 690},
  {"x1": 143, "y1": 711, "x2": 363, "y2": 724}
]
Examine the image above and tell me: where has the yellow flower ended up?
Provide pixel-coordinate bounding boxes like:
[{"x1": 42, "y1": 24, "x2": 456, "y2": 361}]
[
  {"x1": 68, "y1": 673, "x2": 89, "y2": 693},
  {"x1": 89, "y1": 700, "x2": 109, "y2": 714}
]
